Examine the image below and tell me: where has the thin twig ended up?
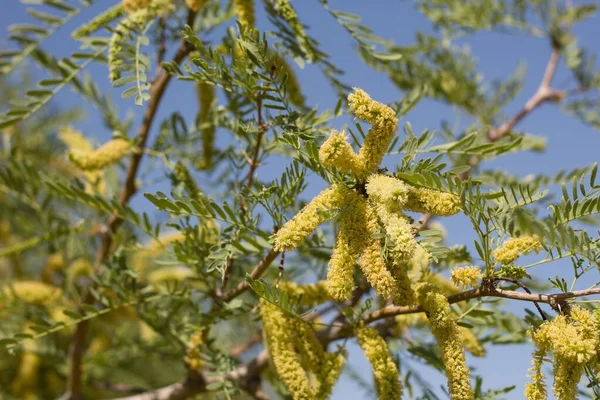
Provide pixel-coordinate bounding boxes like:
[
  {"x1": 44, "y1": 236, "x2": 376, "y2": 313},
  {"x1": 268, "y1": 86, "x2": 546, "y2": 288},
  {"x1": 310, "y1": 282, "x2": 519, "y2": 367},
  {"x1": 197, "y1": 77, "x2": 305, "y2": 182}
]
[
  {"x1": 219, "y1": 249, "x2": 279, "y2": 302},
  {"x1": 65, "y1": 11, "x2": 197, "y2": 400}
]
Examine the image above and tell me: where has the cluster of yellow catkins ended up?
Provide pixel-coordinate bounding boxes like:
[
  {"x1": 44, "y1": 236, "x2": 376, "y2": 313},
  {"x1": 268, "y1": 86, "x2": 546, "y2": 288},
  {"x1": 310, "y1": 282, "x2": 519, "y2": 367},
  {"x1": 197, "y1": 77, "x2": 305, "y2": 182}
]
[
  {"x1": 450, "y1": 266, "x2": 482, "y2": 289},
  {"x1": 260, "y1": 299, "x2": 345, "y2": 399},
  {"x1": 525, "y1": 306, "x2": 597, "y2": 400},
  {"x1": 493, "y1": 235, "x2": 542, "y2": 265},
  {"x1": 234, "y1": 0, "x2": 255, "y2": 27},
  {"x1": 59, "y1": 126, "x2": 106, "y2": 193},
  {"x1": 273, "y1": 88, "x2": 461, "y2": 306},
  {"x1": 68, "y1": 137, "x2": 132, "y2": 171}
]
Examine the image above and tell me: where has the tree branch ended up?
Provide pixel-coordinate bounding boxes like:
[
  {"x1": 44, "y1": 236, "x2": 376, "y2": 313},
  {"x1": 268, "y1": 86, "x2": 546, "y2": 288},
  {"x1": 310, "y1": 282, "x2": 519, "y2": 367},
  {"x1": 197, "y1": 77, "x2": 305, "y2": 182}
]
[
  {"x1": 219, "y1": 249, "x2": 279, "y2": 302},
  {"x1": 65, "y1": 11, "x2": 197, "y2": 400}
]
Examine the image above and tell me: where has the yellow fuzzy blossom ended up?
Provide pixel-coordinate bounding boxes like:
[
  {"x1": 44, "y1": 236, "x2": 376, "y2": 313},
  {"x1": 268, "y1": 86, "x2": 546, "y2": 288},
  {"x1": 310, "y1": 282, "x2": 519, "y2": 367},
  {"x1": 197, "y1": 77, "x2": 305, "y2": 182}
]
[
  {"x1": 41, "y1": 252, "x2": 64, "y2": 284},
  {"x1": 319, "y1": 130, "x2": 363, "y2": 175},
  {"x1": 11, "y1": 348, "x2": 41, "y2": 399},
  {"x1": 366, "y1": 174, "x2": 409, "y2": 211},
  {"x1": 348, "y1": 88, "x2": 399, "y2": 176},
  {"x1": 1, "y1": 281, "x2": 62, "y2": 306},
  {"x1": 66, "y1": 257, "x2": 93, "y2": 286},
  {"x1": 274, "y1": 184, "x2": 351, "y2": 252},
  {"x1": 277, "y1": 280, "x2": 332, "y2": 307},
  {"x1": 360, "y1": 203, "x2": 409, "y2": 302},
  {"x1": 260, "y1": 300, "x2": 315, "y2": 399},
  {"x1": 527, "y1": 306, "x2": 597, "y2": 399},
  {"x1": 147, "y1": 266, "x2": 195, "y2": 283},
  {"x1": 451, "y1": 266, "x2": 483, "y2": 289},
  {"x1": 404, "y1": 187, "x2": 461, "y2": 216},
  {"x1": 69, "y1": 138, "x2": 132, "y2": 171},
  {"x1": 122, "y1": 0, "x2": 151, "y2": 13},
  {"x1": 269, "y1": 53, "x2": 306, "y2": 108},
  {"x1": 184, "y1": 331, "x2": 204, "y2": 375},
  {"x1": 59, "y1": 126, "x2": 105, "y2": 193},
  {"x1": 356, "y1": 325, "x2": 402, "y2": 399},
  {"x1": 458, "y1": 327, "x2": 486, "y2": 357},
  {"x1": 525, "y1": 347, "x2": 547, "y2": 400},
  {"x1": 493, "y1": 235, "x2": 543, "y2": 265},
  {"x1": 415, "y1": 283, "x2": 473, "y2": 400},
  {"x1": 234, "y1": 0, "x2": 255, "y2": 27},
  {"x1": 376, "y1": 206, "x2": 416, "y2": 261},
  {"x1": 185, "y1": 0, "x2": 207, "y2": 11},
  {"x1": 195, "y1": 82, "x2": 216, "y2": 170}
]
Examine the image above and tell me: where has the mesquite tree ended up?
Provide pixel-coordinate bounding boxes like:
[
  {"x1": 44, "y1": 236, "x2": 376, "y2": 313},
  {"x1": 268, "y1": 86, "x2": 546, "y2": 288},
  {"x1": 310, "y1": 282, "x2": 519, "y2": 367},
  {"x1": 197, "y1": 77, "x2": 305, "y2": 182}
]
[{"x1": 1, "y1": 0, "x2": 600, "y2": 399}]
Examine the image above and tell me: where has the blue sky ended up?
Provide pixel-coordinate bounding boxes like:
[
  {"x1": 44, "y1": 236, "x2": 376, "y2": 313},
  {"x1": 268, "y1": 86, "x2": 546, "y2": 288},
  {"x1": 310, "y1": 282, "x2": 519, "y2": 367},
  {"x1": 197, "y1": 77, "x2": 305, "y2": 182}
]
[{"x1": 2, "y1": 0, "x2": 600, "y2": 398}]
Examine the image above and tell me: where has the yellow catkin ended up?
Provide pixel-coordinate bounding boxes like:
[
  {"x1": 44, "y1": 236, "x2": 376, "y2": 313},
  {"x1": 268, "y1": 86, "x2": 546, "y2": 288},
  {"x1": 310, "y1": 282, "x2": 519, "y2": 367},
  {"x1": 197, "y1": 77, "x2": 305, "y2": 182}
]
[
  {"x1": 59, "y1": 126, "x2": 105, "y2": 193},
  {"x1": 404, "y1": 187, "x2": 461, "y2": 216},
  {"x1": 529, "y1": 306, "x2": 597, "y2": 400},
  {"x1": 266, "y1": 0, "x2": 314, "y2": 61},
  {"x1": 450, "y1": 266, "x2": 483, "y2": 289},
  {"x1": 375, "y1": 206, "x2": 417, "y2": 261},
  {"x1": 358, "y1": 203, "x2": 400, "y2": 301},
  {"x1": 122, "y1": 0, "x2": 151, "y2": 13},
  {"x1": 66, "y1": 257, "x2": 93, "y2": 286},
  {"x1": 277, "y1": 281, "x2": 332, "y2": 307},
  {"x1": 1, "y1": 281, "x2": 62, "y2": 305},
  {"x1": 274, "y1": 184, "x2": 351, "y2": 252},
  {"x1": 525, "y1": 347, "x2": 547, "y2": 400},
  {"x1": 69, "y1": 138, "x2": 132, "y2": 171},
  {"x1": 185, "y1": 0, "x2": 207, "y2": 11},
  {"x1": 348, "y1": 88, "x2": 398, "y2": 176},
  {"x1": 260, "y1": 300, "x2": 315, "y2": 399},
  {"x1": 184, "y1": 331, "x2": 204, "y2": 375},
  {"x1": 318, "y1": 130, "x2": 363, "y2": 175},
  {"x1": 414, "y1": 283, "x2": 473, "y2": 400},
  {"x1": 196, "y1": 82, "x2": 216, "y2": 170},
  {"x1": 147, "y1": 266, "x2": 195, "y2": 283},
  {"x1": 11, "y1": 349, "x2": 41, "y2": 399},
  {"x1": 355, "y1": 325, "x2": 402, "y2": 399},
  {"x1": 492, "y1": 235, "x2": 543, "y2": 265},
  {"x1": 234, "y1": 0, "x2": 255, "y2": 27},
  {"x1": 366, "y1": 174, "x2": 409, "y2": 212},
  {"x1": 292, "y1": 318, "x2": 345, "y2": 398},
  {"x1": 458, "y1": 327, "x2": 486, "y2": 357},
  {"x1": 269, "y1": 53, "x2": 305, "y2": 108},
  {"x1": 41, "y1": 253, "x2": 64, "y2": 284},
  {"x1": 326, "y1": 192, "x2": 367, "y2": 300}
]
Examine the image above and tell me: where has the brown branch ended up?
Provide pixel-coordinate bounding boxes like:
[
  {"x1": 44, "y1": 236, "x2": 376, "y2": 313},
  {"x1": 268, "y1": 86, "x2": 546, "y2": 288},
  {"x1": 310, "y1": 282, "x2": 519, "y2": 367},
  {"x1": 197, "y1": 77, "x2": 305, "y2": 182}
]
[
  {"x1": 219, "y1": 249, "x2": 279, "y2": 302},
  {"x1": 65, "y1": 11, "x2": 197, "y2": 400}
]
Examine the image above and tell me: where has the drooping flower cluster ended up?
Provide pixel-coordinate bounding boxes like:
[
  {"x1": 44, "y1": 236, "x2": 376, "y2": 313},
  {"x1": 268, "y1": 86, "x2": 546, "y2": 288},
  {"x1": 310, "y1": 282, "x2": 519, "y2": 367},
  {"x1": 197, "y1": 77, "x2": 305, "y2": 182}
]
[
  {"x1": 451, "y1": 266, "x2": 483, "y2": 289},
  {"x1": 122, "y1": 0, "x2": 151, "y2": 13},
  {"x1": 273, "y1": 89, "x2": 461, "y2": 304},
  {"x1": 525, "y1": 306, "x2": 597, "y2": 400},
  {"x1": 185, "y1": 0, "x2": 208, "y2": 12},
  {"x1": 69, "y1": 137, "x2": 133, "y2": 171},
  {"x1": 184, "y1": 331, "x2": 204, "y2": 376},
  {"x1": 493, "y1": 235, "x2": 542, "y2": 265},
  {"x1": 277, "y1": 280, "x2": 332, "y2": 307},
  {"x1": 355, "y1": 324, "x2": 402, "y2": 399},
  {"x1": 59, "y1": 126, "x2": 105, "y2": 193},
  {"x1": 234, "y1": 0, "x2": 255, "y2": 27},
  {"x1": 415, "y1": 282, "x2": 474, "y2": 399},
  {"x1": 259, "y1": 300, "x2": 345, "y2": 399},
  {"x1": 264, "y1": 0, "x2": 315, "y2": 61},
  {"x1": 268, "y1": 52, "x2": 305, "y2": 108},
  {"x1": 1, "y1": 281, "x2": 62, "y2": 306}
]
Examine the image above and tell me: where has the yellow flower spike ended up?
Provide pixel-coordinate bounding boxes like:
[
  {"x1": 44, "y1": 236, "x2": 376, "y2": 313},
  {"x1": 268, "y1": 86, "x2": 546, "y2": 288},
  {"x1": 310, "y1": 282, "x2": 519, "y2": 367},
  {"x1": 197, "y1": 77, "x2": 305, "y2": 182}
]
[
  {"x1": 196, "y1": 82, "x2": 216, "y2": 170},
  {"x1": 147, "y1": 266, "x2": 195, "y2": 283},
  {"x1": 122, "y1": 0, "x2": 151, "y2": 13},
  {"x1": 414, "y1": 282, "x2": 474, "y2": 400},
  {"x1": 69, "y1": 138, "x2": 133, "y2": 171},
  {"x1": 260, "y1": 300, "x2": 315, "y2": 399},
  {"x1": 185, "y1": 0, "x2": 208, "y2": 11},
  {"x1": 274, "y1": 184, "x2": 352, "y2": 252},
  {"x1": 266, "y1": 0, "x2": 314, "y2": 61},
  {"x1": 553, "y1": 357, "x2": 582, "y2": 400},
  {"x1": 1, "y1": 281, "x2": 62, "y2": 306},
  {"x1": 451, "y1": 266, "x2": 483, "y2": 289},
  {"x1": 366, "y1": 174, "x2": 409, "y2": 211},
  {"x1": 277, "y1": 280, "x2": 332, "y2": 307},
  {"x1": 318, "y1": 130, "x2": 363, "y2": 175},
  {"x1": 458, "y1": 326, "x2": 486, "y2": 357},
  {"x1": 355, "y1": 325, "x2": 402, "y2": 400},
  {"x1": 525, "y1": 347, "x2": 547, "y2": 400},
  {"x1": 184, "y1": 331, "x2": 204, "y2": 375},
  {"x1": 348, "y1": 88, "x2": 398, "y2": 174},
  {"x1": 359, "y1": 203, "x2": 409, "y2": 302},
  {"x1": 404, "y1": 187, "x2": 461, "y2": 216},
  {"x1": 59, "y1": 126, "x2": 106, "y2": 193},
  {"x1": 389, "y1": 261, "x2": 417, "y2": 306},
  {"x1": 292, "y1": 319, "x2": 345, "y2": 398},
  {"x1": 11, "y1": 349, "x2": 41, "y2": 399},
  {"x1": 41, "y1": 252, "x2": 64, "y2": 284},
  {"x1": 326, "y1": 192, "x2": 369, "y2": 300},
  {"x1": 234, "y1": 0, "x2": 255, "y2": 27},
  {"x1": 492, "y1": 235, "x2": 543, "y2": 265},
  {"x1": 66, "y1": 257, "x2": 94, "y2": 286},
  {"x1": 375, "y1": 206, "x2": 417, "y2": 261}
]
